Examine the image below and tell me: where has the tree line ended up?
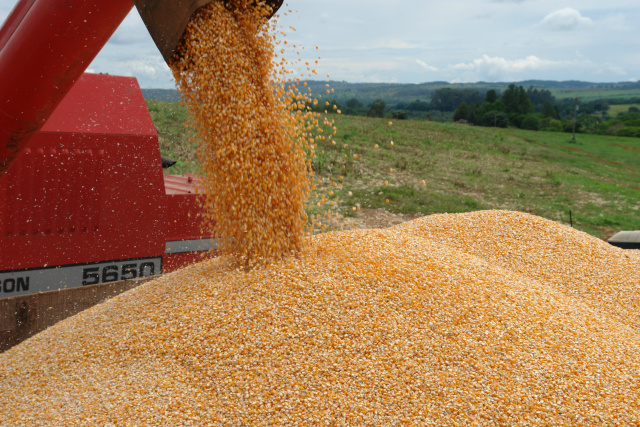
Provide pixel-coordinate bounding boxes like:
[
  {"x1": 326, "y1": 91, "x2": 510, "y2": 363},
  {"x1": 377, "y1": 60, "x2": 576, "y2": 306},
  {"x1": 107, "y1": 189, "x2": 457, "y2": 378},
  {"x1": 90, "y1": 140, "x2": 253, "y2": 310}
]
[
  {"x1": 452, "y1": 85, "x2": 640, "y2": 137},
  {"x1": 452, "y1": 84, "x2": 558, "y2": 130},
  {"x1": 308, "y1": 85, "x2": 640, "y2": 138}
]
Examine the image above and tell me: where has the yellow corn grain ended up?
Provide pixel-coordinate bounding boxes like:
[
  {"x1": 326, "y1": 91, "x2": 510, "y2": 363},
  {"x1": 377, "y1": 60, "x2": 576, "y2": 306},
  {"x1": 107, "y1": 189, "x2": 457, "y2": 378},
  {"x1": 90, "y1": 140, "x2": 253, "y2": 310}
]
[
  {"x1": 1, "y1": 211, "x2": 639, "y2": 425},
  {"x1": 2, "y1": 1, "x2": 640, "y2": 425}
]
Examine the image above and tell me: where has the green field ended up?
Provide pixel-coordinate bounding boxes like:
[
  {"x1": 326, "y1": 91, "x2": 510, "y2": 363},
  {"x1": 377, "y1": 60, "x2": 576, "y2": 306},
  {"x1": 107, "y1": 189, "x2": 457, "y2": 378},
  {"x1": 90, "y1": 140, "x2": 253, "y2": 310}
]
[
  {"x1": 147, "y1": 100, "x2": 195, "y2": 175},
  {"x1": 148, "y1": 100, "x2": 640, "y2": 240},
  {"x1": 550, "y1": 88, "x2": 640, "y2": 101},
  {"x1": 609, "y1": 104, "x2": 640, "y2": 115}
]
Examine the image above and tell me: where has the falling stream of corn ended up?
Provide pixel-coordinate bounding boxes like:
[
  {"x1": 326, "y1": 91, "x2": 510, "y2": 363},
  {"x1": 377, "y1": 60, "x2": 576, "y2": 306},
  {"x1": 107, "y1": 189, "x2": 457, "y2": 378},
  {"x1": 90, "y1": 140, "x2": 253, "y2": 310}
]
[
  {"x1": 1, "y1": 1, "x2": 639, "y2": 425},
  {"x1": 170, "y1": 0, "x2": 314, "y2": 266}
]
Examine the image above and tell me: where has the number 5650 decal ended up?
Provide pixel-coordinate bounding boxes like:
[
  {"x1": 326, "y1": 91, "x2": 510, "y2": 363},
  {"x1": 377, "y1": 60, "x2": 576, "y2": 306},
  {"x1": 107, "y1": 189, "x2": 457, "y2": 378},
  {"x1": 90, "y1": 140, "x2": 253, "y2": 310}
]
[
  {"x1": 0, "y1": 257, "x2": 162, "y2": 298},
  {"x1": 82, "y1": 261, "x2": 157, "y2": 286}
]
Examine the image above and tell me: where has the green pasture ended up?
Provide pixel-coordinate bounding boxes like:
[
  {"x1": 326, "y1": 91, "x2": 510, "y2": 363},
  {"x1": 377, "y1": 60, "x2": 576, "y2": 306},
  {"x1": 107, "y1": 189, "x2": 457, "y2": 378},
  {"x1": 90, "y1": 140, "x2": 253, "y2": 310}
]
[
  {"x1": 148, "y1": 100, "x2": 640, "y2": 240},
  {"x1": 551, "y1": 88, "x2": 640, "y2": 101},
  {"x1": 609, "y1": 104, "x2": 640, "y2": 115}
]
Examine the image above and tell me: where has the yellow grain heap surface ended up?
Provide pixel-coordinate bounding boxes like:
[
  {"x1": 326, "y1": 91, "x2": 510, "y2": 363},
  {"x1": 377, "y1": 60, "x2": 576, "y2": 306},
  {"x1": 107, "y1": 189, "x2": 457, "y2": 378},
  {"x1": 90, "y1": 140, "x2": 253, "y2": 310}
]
[
  {"x1": 170, "y1": 1, "x2": 314, "y2": 265},
  {"x1": 1, "y1": 211, "x2": 639, "y2": 426}
]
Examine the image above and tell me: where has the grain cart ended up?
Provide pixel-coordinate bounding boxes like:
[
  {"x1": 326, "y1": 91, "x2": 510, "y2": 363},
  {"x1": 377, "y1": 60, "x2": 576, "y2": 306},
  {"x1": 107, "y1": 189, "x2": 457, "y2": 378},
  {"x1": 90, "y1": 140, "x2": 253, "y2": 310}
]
[{"x1": 0, "y1": 0, "x2": 283, "y2": 298}]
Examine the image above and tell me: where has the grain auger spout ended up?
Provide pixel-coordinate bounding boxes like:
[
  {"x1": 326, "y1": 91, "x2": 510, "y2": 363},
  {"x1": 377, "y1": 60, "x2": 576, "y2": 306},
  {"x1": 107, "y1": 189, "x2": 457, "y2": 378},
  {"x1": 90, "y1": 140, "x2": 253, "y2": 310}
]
[
  {"x1": 0, "y1": 0, "x2": 284, "y2": 177},
  {"x1": 133, "y1": 0, "x2": 284, "y2": 64}
]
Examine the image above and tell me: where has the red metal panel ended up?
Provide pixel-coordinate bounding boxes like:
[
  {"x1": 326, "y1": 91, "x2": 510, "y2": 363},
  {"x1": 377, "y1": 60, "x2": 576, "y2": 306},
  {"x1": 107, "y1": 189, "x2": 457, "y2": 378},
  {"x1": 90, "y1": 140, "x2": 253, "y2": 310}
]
[
  {"x1": 0, "y1": 75, "x2": 163, "y2": 270},
  {"x1": 164, "y1": 192, "x2": 209, "y2": 243},
  {"x1": 42, "y1": 74, "x2": 157, "y2": 137},
  {"x1": 0, "y1": 0, "x2": 133, "y2": 175},
  {"x1": 1, "y1": 134, "x2": 164, "y2": 269},
  {"x1": 3, "y1": 147, "x2": 107, "y2": 237},
  {"x1": 163, "y1": 174, "x2": 202, "y2": 195},
  {"x1": 0, "y1": 73, "x2": 216, "y2": 283}
]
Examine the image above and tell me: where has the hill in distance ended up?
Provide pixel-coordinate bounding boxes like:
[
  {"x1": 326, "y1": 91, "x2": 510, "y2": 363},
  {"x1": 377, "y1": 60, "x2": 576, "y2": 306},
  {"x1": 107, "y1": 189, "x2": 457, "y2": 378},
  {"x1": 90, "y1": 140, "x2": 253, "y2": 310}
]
[{"x1": 142, "y1": 80, "x2": 640, "y2": 106}]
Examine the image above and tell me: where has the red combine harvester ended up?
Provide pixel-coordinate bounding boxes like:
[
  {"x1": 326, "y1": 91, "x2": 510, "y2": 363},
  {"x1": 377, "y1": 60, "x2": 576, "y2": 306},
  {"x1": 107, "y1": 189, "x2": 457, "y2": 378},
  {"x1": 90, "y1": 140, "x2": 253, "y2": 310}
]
[{"x1": 0, "y1": 0, "x2": 282, "y2": 299}]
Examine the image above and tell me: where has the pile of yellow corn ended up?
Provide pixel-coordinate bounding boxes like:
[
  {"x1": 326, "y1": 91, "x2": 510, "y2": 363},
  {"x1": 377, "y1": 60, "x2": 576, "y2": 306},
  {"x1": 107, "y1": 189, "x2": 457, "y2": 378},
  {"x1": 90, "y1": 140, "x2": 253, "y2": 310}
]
[
  {"x1": 1, "y1": 211, "x2": 639, "y2": 425},
  {"x1": 3, "y1": 2, "x2": 639, "y2": 425}
]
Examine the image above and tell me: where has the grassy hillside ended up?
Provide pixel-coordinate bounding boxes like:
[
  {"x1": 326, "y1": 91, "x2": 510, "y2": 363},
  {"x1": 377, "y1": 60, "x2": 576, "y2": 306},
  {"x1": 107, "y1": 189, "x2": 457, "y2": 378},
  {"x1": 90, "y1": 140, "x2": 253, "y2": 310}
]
[
  {"x1": 147, "y1": 100, "x2": 197, "y2": 175},
  {"x1": 551, "y1": 88, "x2": 640, "y2": 101},
  {"x1": 148, "y1": 100, "x2": 640, "y2": 239},
  {"x1": 609, "y1": 104, "x2": 640, "y2": 115}
]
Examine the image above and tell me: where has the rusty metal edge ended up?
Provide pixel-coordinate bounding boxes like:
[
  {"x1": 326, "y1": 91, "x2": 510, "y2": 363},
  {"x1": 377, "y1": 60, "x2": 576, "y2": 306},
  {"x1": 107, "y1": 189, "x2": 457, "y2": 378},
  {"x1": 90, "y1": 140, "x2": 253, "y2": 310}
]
[
  {"x1": 133, "y1": 0, "x2": 285, "y2": 64},
  {"x1": 133, "y1": 0, "x2": 212, "y2": 64}
]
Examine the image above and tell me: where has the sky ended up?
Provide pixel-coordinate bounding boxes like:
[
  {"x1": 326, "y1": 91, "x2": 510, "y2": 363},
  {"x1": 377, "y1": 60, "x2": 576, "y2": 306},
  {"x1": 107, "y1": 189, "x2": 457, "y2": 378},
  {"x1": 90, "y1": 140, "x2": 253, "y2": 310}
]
[{"x1": 0, "y1": 0, "x2": 638, "y2": 88}]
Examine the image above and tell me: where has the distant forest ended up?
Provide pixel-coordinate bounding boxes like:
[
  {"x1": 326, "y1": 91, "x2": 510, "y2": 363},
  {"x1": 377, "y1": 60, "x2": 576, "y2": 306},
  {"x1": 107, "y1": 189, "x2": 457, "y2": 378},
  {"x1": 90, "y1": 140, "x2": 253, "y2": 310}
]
[
  {"x1": 446, "y1": 84, "x2": 640, "y2": 136},
  {"x1": 142, "y1": 79, "x2": 640, "y2": 137},
  {"x1": 143, "y1": 80, "x2": 640, "y2": 106}
]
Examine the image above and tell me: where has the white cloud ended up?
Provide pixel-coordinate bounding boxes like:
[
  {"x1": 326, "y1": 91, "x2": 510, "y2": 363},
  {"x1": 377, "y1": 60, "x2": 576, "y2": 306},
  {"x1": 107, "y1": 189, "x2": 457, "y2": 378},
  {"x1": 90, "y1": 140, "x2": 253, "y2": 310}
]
[
  {"x1": 311, "y1": 57, "x2": 405, "y2": 83},
  {"x1": 539, "y1": 8, "x2": 593, "y2": 31},
  {"x1": 452, "y1": 55, "x2": 553, "y2": 72},
  {"x1": 126, "y1": 60, "x2": 159, "y2": 78},
  {"x1": 442, "y1": 53, "x2": 634, "y2": 82},
  {"x1": 1, "y1": 0, "x2": 636, "y2": 86},
  {"x1": 416, "y1": 60, "x2": 438, "y2": 72},
  {"x1": 448, "y1": 54, "x2": 571, "y2": 81},
  {"x1": 107, "y1": 9, "x2": 154, "y2": 46},
  {"x1": 318, "y1": 58, "x2": 403, "y2": 73}
]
